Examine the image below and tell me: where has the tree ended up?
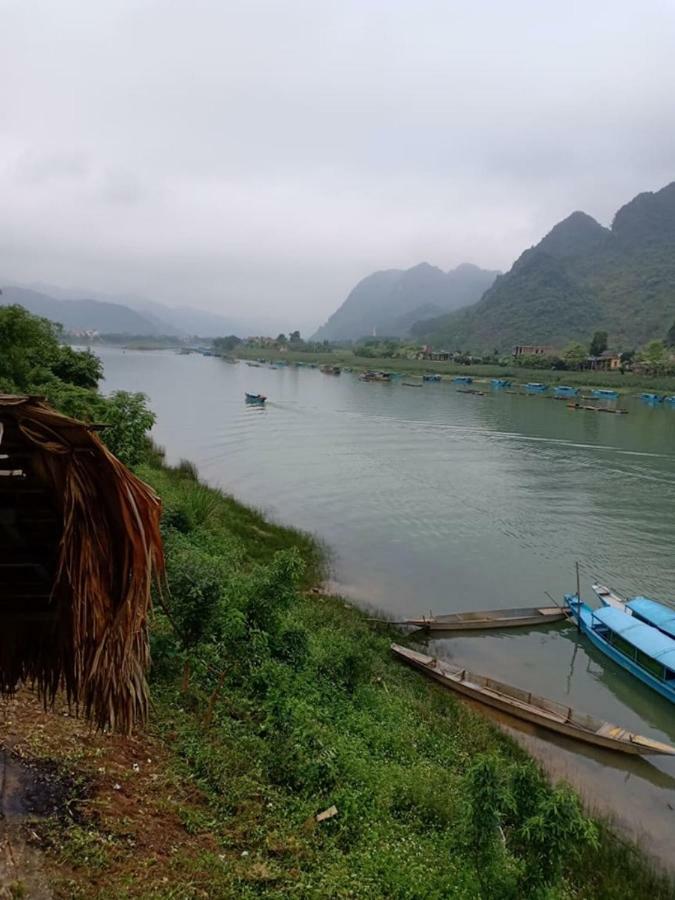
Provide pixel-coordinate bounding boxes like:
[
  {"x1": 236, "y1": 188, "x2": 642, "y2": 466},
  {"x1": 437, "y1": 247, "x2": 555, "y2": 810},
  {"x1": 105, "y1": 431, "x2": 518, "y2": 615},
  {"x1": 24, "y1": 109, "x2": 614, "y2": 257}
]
[
  {"x1": 276, "y1": 333, "x2": 287, "y2": 345},
  {"x1": 289, "y1": 330, "x2": 301, "y2": 344},
  {"x1": 562, "y1": 341, "x2": 586, "y2": 369},
  {"x1": 638, "y1": 339, "x2": 667, "y2": 372},
  {"x1": 99, "y1": 391, "x2": 156, "y2": 467},
  {"x1": 589, "y1": 330, "x2": 608, "y2": 357}
]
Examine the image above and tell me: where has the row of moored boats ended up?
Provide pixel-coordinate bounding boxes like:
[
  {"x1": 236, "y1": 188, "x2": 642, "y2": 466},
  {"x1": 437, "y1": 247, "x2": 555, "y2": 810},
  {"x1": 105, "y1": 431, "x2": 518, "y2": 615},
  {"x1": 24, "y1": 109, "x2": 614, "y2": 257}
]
[{"x1": 392, "y1": 582, "x2": 675, "y2": 756}]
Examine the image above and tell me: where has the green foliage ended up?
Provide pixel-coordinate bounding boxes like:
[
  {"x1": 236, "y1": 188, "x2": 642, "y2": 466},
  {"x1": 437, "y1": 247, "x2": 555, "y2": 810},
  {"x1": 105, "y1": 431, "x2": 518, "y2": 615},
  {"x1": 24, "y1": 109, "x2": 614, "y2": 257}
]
[
  {"x1": 0, "y1": 304, "x2": 102, "y2": 392},
  {"x1": 667, "y1": 319, "x2": 675, "y2": 347},
  {"x1": 98, "y1": 390, "x2": 156, "y2": 467},
  {"x1": 563, "y1": 340, "x2": 587, "y2": 367},
  {"x1": 589, "y1": 330, "x2": 608, "y2": 356}
]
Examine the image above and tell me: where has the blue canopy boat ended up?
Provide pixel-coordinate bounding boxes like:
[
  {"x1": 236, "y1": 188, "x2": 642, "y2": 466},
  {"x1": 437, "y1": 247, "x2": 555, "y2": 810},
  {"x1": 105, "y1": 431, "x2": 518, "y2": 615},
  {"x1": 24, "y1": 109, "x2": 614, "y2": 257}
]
[
  {"x1": 665, "y1": 396, "x2": 675, "y2": 406},
  {"x1": 640, "y1": 392, "x2": 664, "y2": 404},
  {"x1": 591, "y1": 388, "x2": 619, "y2": 400},
  {"x1": 491, "y1": 378, "x2": 511, "y2": 389},
  {"x1": 525, "y1": 382, "x2": 548, "y2": 393},
  {"x1": 593, "y1": 584, "x2": 675, "y2": 640},
  {"x1": 245, "y1": 392, "x2": 266, "y2": 405},
  {"x1": 452, "y1": 375, "x2": 473, "y2": 385},
  {"x1": 554, "y1": 385, "x2": 580, "y2": 398},
  {"x1": 565, "y1": 595, "x2": 675, "y2": 704},
  {"x1": 422, "y1": 374, "x2": 441, "y2": 383}
]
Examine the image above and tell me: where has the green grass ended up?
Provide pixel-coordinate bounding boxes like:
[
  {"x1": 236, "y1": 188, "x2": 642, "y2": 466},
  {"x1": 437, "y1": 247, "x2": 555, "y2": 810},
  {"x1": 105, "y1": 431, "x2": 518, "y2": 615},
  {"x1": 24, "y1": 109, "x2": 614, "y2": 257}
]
[
  {"x1": 123, "y1": 460, "x2": 674, "y2": 899},
  {"x1": 234, "y1": 347, "x2": 675, "y2": 393}
]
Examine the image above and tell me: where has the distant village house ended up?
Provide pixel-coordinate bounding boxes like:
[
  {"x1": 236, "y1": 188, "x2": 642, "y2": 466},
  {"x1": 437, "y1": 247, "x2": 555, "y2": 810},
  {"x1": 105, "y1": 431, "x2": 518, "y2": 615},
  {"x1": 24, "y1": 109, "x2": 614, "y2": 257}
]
[
  {"x1": 585, "y1": 350, "x2": 622, "y2": 371},
  {"x1": 512, "y1": 344, "x2": 555, "y2": 358}
]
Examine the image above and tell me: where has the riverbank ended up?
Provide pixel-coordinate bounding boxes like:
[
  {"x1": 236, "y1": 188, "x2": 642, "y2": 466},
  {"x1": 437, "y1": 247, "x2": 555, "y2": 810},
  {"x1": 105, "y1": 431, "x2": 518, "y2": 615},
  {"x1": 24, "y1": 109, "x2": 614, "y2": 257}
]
[
  {"x1": 7, "y1": 454, "x2": 673, "y2": 899},
  {"x1": 233, "y1": 346, "x2": 675, "y2": 393}
]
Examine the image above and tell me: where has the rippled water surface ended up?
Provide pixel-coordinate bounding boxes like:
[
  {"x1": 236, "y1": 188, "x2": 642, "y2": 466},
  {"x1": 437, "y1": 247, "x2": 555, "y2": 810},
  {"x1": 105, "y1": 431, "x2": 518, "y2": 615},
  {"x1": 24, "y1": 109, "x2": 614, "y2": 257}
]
[{"x1": 99, "y1": 348, "x2": 675, "y2": 866}]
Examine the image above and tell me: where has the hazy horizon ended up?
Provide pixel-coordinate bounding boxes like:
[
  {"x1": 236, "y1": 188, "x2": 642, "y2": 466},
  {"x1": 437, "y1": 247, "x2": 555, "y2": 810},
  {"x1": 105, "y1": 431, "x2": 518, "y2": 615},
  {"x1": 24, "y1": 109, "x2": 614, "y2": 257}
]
[{"x1": 2, "y1": 0, "x2": 674, "y2": 332}]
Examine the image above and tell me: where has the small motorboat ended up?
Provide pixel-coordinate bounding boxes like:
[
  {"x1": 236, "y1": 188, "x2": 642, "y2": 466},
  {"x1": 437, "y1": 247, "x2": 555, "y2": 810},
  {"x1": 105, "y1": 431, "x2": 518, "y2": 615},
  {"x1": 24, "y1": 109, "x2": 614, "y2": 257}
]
[
  {"x1": 554, "y1": 386, "x2": 580, "y2": 399},
  {"x1": 525, "y1": 382, "x2": 549, "y2": 393},
  {"x1": 391, "y1": 644, "x2": 675, "y2": 756},
  {"x1": 245, "y1": 392, "x2": 266, "y2": 405},
  {"x1": 491, "y1": 378, "x2": 511, "y2": 389},
  {"x1": 452, "y1": 375, "x2": 473, "y2": 385},
  {"x1": 640, "y1": 393, "x2": 664, "y2": 404},
  {"x1": 422, "y1": 374, "x2": 441, "y2": 383},
  {"x1": 402, "y1": 605, "x2": 568, "y2": 631}
]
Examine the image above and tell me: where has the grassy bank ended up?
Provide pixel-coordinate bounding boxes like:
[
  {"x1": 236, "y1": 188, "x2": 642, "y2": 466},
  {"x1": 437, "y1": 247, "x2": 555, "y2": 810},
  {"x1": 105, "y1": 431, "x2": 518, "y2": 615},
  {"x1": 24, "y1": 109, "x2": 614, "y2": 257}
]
[
  {"x1": 235, "y1": 347, "x2": 675, "y2": 393},
  {"x1": 13, "y1": 456, "x2": 672, "y2": 899}
]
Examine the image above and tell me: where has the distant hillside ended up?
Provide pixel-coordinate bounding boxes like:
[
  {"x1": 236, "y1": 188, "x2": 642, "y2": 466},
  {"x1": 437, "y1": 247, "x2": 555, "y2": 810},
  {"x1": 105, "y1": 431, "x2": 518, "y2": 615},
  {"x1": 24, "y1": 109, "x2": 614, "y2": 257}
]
[
  {"x1": 0, "y1": 286, "x2": 161, "y2": 335},
  {"x1": 16, "y1": 281, "x2": 293, "y2": 338},
  {"x1": 412, "y1": 182, "x2": 675, "y2": 352},
  {"x1": 312, "y1": 262, "x2": 499, "y2": 342}
]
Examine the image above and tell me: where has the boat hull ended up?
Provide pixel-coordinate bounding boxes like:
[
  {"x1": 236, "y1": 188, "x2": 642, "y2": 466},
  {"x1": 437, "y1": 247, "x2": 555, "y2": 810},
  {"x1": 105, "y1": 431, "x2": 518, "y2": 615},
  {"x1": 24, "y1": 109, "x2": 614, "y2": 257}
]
[
  {"x1": 391, "y1": 644, "x2": 675, "y2": 755},
  {"x1": 406, "y1": 606, "x2": 567, "y2": 631}
]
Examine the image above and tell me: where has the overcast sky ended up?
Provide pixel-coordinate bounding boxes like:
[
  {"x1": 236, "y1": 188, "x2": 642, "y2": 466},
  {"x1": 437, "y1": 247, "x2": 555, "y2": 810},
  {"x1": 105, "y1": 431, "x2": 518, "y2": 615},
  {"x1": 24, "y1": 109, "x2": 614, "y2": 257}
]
[{"x1": 2, "y1": 0, "x2": 675, "y2": 331}]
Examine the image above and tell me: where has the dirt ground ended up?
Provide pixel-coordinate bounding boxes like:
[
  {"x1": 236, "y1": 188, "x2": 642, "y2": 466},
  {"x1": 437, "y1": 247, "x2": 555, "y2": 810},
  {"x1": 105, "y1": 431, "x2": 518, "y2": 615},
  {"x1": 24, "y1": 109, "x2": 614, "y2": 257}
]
[{"x1": 0, "y1": 690, "x2": 218, "y2": 899}]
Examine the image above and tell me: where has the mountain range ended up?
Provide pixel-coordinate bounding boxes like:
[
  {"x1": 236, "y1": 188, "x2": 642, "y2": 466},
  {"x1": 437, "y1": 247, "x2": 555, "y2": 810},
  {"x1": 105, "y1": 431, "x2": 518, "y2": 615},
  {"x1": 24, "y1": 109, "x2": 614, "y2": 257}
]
[
  {"x1": 0, "y1": 282, "x2": 290, "y2": 338},
  {"x1": 412, "y1": 182, "x2": 675, "y2": 352},
  {"x1": 311, "y1": 262, "x2": 499, "y2": 342}
]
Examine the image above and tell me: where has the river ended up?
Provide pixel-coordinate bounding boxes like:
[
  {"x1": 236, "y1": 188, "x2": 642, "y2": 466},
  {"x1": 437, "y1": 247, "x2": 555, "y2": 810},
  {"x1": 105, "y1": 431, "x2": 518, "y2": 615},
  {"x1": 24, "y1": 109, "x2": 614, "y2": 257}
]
[{"x1": 99, "y1": 347, "x2": 675, "y2": 867}]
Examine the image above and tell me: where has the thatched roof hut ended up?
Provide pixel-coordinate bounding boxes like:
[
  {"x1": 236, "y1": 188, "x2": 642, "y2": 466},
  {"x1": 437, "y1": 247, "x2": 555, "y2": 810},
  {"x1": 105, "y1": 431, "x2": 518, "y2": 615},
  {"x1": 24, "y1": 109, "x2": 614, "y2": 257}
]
[{"x1": 0, "y1": 395, "x2": 164, "y2": 733}]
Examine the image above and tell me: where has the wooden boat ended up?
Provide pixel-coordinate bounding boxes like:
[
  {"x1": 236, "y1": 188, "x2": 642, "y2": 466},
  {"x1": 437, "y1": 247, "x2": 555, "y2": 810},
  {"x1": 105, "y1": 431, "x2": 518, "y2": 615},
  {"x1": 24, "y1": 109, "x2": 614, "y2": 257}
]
[
  {"x1": 403, "y1": 605, "x2": 568, "y2": 631},
  {"x1": 525, "y1": 382, "x2": 549, "y2": 393},
  {"x1": 456, "y1": 388, "x2": 485, "y2": 396},
  {"x1": 491, "y1": 378, "x2": 511, "y2": 388},
  {"x1": 565, "y1": 595, "x2": 675, "y2": 704},
  {"x1": 422, "y1": 374, "x2": 441, "y2": 383},
  {"x1": 452, "y1": 375, "x2": 473, "y2": 385},
  {"x1": 391, "y1": 644, "x2": 675, "y2": 756},
  {"x1": 320, "y1": 365, "x2": 341, "y2": 375},
  {"x1": 402, "y1": 382, "x2": 422, "y2": 387},
  {"x1": 566, "y1": 403, "x2": 628, "y2": 415},
  {"x1": 245, "y1": 392, "x2": 266, "y2": 405}
]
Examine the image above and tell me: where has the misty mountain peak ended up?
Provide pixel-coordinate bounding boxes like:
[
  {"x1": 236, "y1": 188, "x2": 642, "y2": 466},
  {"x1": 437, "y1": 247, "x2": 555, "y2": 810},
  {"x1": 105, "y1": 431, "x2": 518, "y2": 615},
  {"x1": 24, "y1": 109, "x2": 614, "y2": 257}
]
[{"x1": 536, "y1": 210, "x2": 610, "y2": 259}]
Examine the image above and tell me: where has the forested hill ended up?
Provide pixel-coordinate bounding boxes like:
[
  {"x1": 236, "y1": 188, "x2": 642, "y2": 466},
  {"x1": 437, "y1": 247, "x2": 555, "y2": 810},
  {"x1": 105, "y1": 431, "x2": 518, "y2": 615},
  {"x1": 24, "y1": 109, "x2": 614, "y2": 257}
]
[
  {"x1": 411, "y1": 181, "x2": 675, "y2": 352},
  {"x1": 312, "y1": 262, "x2": 499, "y2": 342}
]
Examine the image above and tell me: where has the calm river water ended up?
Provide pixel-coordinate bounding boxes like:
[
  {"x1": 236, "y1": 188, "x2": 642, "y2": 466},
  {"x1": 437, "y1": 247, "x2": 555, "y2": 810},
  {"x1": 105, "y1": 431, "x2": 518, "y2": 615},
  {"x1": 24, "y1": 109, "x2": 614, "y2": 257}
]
[{"x1": 99, "y1": 348, "x2": 675, "y2": 866}]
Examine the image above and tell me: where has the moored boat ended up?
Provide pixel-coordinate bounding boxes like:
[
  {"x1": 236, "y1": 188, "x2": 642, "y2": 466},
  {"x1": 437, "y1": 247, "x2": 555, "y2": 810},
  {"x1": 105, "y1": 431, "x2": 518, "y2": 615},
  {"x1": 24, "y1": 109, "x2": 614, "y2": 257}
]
[
  {"x1": 391, "y1": 644, "x2": 675, "y2": 755},
  {"x1": 422, "y1": 374, "x2": 441, "y2": 383},
  {"x1": 591, "y1": 388, "x2": 619, "y2": 400},
  {"x1": 491, "y1": 378, "x2": 511, "y2": 388},
  {"x1": 452, "y1": 375, "x2": 473, "y2": 385},
  {"x1": 554, "y1": 385, "x2": 580, "y2": 398},
  {"x1": 320, "y1": 365, "x2": 341, "y2": 375},
  {"x1": 593, "y1": 584, "x2": 675, "y2": 640},
  {"x1": 245, "y1": 392, "x2": 266, "y2": 405},
  {"x1": 525, "y1": 382, "x2": 548, "y2": 393},
  {"x1": 565, "y1": 595, "x2": 675, "y2": 704},
  {"x1": 640, "y1": 392, "x2": 664, "y2": 404},
  {"x1": 403, "y1": 605, "x2": 567, "y2": 631}
]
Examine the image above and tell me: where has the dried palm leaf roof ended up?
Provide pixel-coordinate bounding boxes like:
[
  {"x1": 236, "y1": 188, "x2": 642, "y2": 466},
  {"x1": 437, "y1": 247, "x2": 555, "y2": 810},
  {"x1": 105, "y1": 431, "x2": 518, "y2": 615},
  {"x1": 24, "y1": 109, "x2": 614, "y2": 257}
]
[{"x1": 0, "y1": 394, "x2": 164, "y2": 733}]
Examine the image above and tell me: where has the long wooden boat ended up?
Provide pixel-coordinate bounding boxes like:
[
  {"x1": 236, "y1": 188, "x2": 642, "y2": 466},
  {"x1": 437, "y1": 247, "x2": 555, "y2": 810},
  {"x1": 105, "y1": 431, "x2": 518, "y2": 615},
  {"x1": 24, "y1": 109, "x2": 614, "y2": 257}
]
[
  {"x1": 403, "y1": 605, "x2": 567, "y2": 631},
  {"x1": 593, "y1": 583, "x2": 675, "y2": 640},
  {"x1": 565, "y1": 595, "x2": 675, "y2": 704},
  {"x1": 391, "y1": 643, "x2": 675, "y2": 756}
]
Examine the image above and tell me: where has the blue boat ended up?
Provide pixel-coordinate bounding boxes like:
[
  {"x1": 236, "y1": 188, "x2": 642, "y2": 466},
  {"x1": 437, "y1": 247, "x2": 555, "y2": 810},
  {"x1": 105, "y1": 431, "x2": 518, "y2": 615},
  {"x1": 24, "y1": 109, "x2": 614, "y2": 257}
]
[
  {"x1": 591, "y1": 388, "x2": 619, "y2": 400},
  {"x1": 491, "y1": 378, "x2": 511, "y2": 389},
  {"x1": 640, "y1": 392, "x2": 664, "y2": 404},
  {"x1": 554, "y1": 385, "x2": 580, "y2": 398},
  {"x1": 245, "y1": 392, "x2": 266, "y2": 405},
  {"x1": 525, "y1": 382, "x2": 548, "y2": 393},
  {"x1": 423, "y1": 374, "x2": 441, "y2": 383},
  {"x1": 565, "y1": 595, "x2": 675, "y2": 704},
  {"x1": 452, "y1": 375, "x2": 473, "y2": 385},
  {"x1": 593, "y1": 584, "x2": 675, "y2": 640},
  {"x1": 665, "y1": 396, "x2": 675, "y2": 406}
]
